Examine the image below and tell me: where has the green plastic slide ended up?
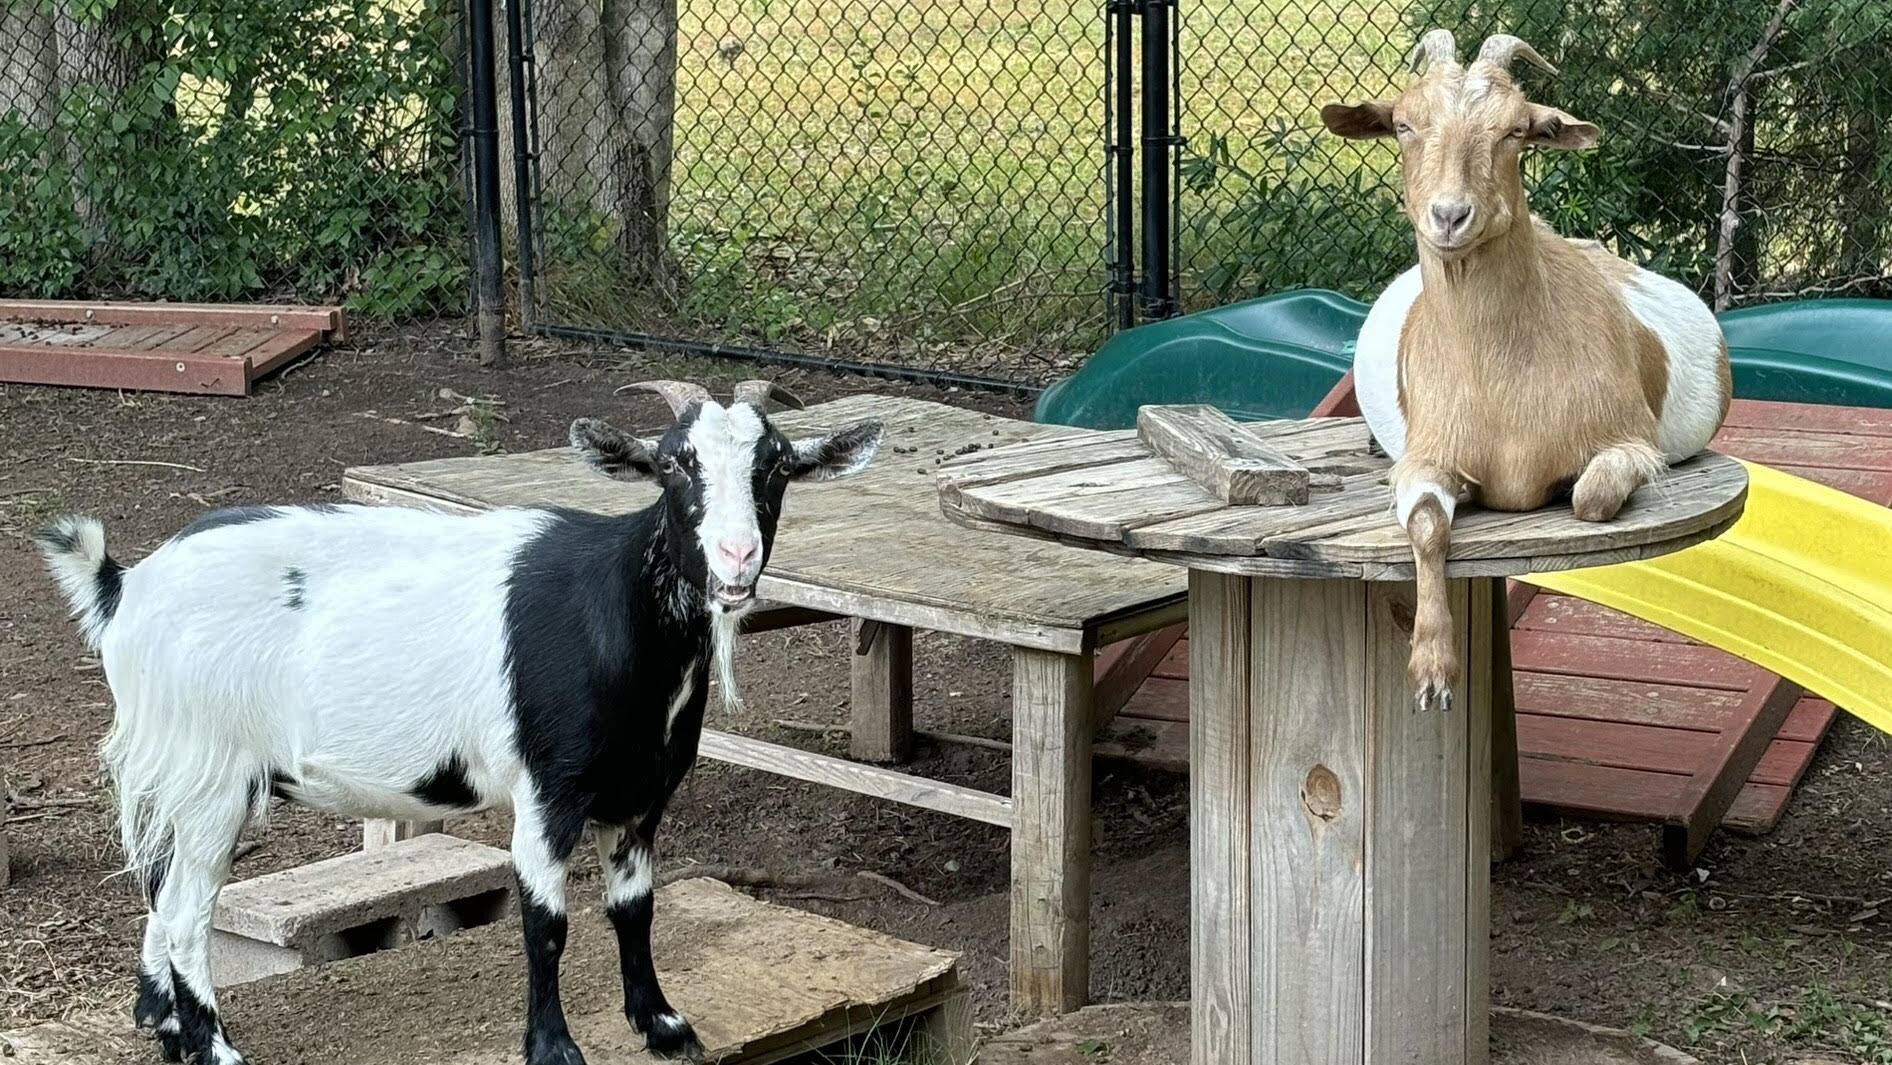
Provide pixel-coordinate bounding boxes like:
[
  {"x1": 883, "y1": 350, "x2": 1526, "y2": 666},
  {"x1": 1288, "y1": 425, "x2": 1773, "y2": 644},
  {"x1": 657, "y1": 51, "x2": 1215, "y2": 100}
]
[{"x1": 1035, "y1": 290, "x2": 1892, "y2": 428}]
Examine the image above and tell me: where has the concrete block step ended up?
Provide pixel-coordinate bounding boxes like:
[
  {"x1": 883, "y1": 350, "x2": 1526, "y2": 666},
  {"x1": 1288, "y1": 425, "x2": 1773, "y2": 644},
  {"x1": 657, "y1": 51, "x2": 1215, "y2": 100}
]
[{"x1": 211, "y1": 833, "x2": 512, "y2": 987}]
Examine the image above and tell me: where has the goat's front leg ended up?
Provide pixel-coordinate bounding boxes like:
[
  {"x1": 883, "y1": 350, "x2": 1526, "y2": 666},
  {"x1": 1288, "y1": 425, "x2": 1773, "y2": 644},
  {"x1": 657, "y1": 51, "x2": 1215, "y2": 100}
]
[
  {"x1": 1571, "y1": 441, "x2": 1665, "y2": 522},
  {"x1": 1393, "y1": 460, "x2": 1466, "y2": 712},
  {"x1": 512, "y1": 796, "x2": 587, "y2": 1065},
  {"x1": 155, "y1": 791, "x2": 251, "y2": 1065},
  {"x1": 593, "y1": 820, "x2": 703, "y2": 1062}
]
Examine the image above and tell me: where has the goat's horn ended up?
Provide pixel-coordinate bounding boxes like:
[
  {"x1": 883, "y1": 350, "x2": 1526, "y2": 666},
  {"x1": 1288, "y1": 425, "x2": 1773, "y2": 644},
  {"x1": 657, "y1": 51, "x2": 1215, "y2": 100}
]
[
  {"x1": 1474, "y1": 34, "x2": 1557, "y2": 75},
  {"x1": 1407, "y1": 28, "x2": 1459, "y2": 73},
  {"x1": 612, "y1": 379, "x2": 712, "y2": 417},
  {"x1": 731, "y1": 380, "x2": 806, "y2": 411}
]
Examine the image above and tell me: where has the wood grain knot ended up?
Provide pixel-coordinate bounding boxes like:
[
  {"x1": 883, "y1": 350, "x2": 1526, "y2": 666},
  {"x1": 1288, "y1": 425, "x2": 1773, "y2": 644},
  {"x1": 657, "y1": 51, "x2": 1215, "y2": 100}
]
[
  {"x1": 1301, "y1": 765, "x2": 1343, "y2": 821},
  {"x1": 1386, "y1": 595, "x2": 1416, "y2": 636}
]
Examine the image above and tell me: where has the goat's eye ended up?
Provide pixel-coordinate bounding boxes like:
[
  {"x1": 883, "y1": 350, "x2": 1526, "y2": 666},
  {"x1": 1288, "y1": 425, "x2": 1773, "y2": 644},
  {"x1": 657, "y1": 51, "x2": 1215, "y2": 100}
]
[
  {"x1": 1507, "y1": 125, "x2": 1528, "y2": 139},
  {"x1": 1393, "y1": 121, "x2": 1413, "y2": 136},
  {"x1": 775, "y1": 457, "x2": 794, "y2": 476},
  {"x1": 659, "y1": 456, "x2": 680, "y2": 476}
]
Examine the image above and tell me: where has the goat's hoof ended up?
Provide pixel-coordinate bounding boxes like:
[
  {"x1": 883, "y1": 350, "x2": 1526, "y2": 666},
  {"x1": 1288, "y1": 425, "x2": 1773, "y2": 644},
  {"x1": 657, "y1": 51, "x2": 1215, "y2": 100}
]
[
  {"x1": 644, "y1": 1013, "x2": 705, "y2": 1062},
  {"x1": 1412, "y1": 679, "x2": 1454, "y2": 713},
  {"x1": 524, "y1": 1031, "x2": 588, "y2": 1065},
  {"x1": 153, "y1": 1026, "x2": 186, "y2": 1064}
]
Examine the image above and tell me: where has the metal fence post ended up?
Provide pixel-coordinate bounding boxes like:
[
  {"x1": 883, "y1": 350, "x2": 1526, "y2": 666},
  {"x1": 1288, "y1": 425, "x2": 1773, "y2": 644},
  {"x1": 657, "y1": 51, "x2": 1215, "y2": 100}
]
[
  {"x1": 504, "y1": 0, "x2": 537, "y2": 332},
  {"x1": 1138, "y1": 0, "x2": 1178, "y2": 321},
  {"x1": 468, "y1": 0, "x2": 507, "y2": 366},
  {"x1": 1107, "y1": 0, "x2": 1138, "y2": 332}
]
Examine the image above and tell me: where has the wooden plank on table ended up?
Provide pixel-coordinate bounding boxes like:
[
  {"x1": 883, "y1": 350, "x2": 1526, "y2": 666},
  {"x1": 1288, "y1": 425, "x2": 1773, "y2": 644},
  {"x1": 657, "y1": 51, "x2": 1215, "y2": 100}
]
[
  {"x1": 1009, "y1": 648, "x2": 1092, "y2": 1016},
  {"x1": 935, "y1": 429, "x2": 1141, "y2": 490},
  {"x1": 1249, "y1": 577, "x2": 1368, "y2": 1065},
  {"x1": 697, "y1": 730, "x2": 1012, "y2": 828},
  {"x1": 1714, "y1": 426, "x2": 1892, "y2": 471},
  {"x1": 0, "y1": 299, "x2": 341, "y2": 334},
  {"x1": 1509, "y1": 630, "x2": 1758, "y2": 690},
  {"x1": 1123, "y1": 471, "x2": 1387, "y2": 555},
  {"x1": 0, "y1": 345, "x2": 250, "y2": 395},
  {"x1": 1664, "y1": 673, "x2": 1801, "y2": 869},
  {"x1": 947, "y1": 456, "x2": 1225, "y2": 541},
  {"x1": 1719, "y1": 398, "x2": 1892, "y2": 437},
  {"x1": 349, "y1": 396, "x2": 1187, "y2": 652},
  {"x1": 1135, "y1": 404, "x2": 1310, "y2": 505},
  {"x1": 1091, "y1": 623, "x2": 1186, "y2": 730},
  {"x1": 1188, "y1": 571, "x2": 1253, "y2": 1065}
]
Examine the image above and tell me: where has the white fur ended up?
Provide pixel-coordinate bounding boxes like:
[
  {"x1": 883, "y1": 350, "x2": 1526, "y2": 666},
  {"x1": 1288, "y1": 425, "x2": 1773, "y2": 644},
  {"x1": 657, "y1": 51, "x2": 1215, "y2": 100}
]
[
  {"x1": 1354, "y1": 264, "x2": 1422, "y2": 461},
  {"x1": 593, "y1": 823, "x2": 654, "y2": 910},
  {"x1": 690, "y1": 403, "x2": 765, "y2": 591},
  {"x1": 1394, "y1": 478, "x2": 1459, "y2": 527},
  {"x1": 1620, "y1": 269, "x2": 1728, "y2": 462},
  {"x1": 97, "y1": 505, "x2": 548, "y2": 877}
]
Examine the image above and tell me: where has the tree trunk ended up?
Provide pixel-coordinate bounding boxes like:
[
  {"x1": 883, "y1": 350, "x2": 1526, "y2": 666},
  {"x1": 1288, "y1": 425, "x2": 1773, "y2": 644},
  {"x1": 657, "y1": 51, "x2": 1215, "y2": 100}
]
[
  {"x1": 1839, "y1": 106, "x2": 1881, "y2": 284},
  {"x1": 602, "y1": 0, "x2": 678, "y2": 295},
  {"x1": 531, "y1": 0, "x2": 678, "y2": 301},
  {"x1": 51, "y1": 0, "x2": 169, "y2": 240},
  {"x1": 0, "y1": 3, "x2": 59, "y2": 130}
]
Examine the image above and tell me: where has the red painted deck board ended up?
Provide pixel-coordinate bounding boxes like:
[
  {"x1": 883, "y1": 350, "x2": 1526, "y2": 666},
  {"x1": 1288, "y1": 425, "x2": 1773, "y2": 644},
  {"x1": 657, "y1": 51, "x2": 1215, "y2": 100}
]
[
  {"x1": 0, "y1": 301, "x2": 341, "y2": 396},
  {"x1": 1096, "y1": 393, "x2": 1879, "y2": 855}
]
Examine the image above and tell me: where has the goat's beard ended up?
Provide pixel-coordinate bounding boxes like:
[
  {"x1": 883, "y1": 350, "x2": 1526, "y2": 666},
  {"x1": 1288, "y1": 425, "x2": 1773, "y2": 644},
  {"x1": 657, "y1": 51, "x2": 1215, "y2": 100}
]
[{"x1": 710, "y1": 608, "x2": 743, "y2": 711}]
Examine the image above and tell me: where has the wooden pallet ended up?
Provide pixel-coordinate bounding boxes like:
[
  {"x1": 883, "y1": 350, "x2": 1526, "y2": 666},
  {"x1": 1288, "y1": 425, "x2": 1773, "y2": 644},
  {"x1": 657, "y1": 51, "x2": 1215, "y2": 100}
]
[
  {"x1": 1093, "y1": 388, "x2": 1889, "y2": 867},
  {"x1": 0, "y1": 300, "x2": 345, "y2": 396}
]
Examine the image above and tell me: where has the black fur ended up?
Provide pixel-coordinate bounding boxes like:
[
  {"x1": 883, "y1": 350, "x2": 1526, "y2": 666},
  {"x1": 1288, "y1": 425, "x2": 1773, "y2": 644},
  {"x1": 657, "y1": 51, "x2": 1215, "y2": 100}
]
[
  {"x1": 282, "y1": 567, "x2": 307, "y2": 610},
  {"x1": 519, "y1": 893, "x2": 584, "y2": 1065},
  {"x1": 32, "y1": 522, "x2": 124, "y2": 625},
  {"x1": 167, "y1": 966, "x2": 229, "y2": 1064},
  {"x1": 410, "y1": 753, "x2": 481, "y2": 809},
  {"x1": 133, "y1": 970, "x2": 172, "y2": 1031}
]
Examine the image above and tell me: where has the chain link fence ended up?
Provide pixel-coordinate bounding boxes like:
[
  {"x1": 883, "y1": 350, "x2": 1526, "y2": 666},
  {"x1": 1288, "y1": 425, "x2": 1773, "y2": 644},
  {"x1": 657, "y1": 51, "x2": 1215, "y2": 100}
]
[
  {"x1": 525, "y1": 0, "x2": 1891, "y2": 389},
  {"x1": 0, "y1": 0, "x2": 470, "y2": 317}
]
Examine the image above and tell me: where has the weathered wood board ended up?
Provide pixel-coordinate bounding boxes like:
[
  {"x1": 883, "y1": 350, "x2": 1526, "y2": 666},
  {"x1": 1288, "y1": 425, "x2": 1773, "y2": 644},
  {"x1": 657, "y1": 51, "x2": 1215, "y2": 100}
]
[
  {"x1": 344, "y1": 395, "x2": 1185, "y2": 653},
  {"x1": 1135, "y1": 404, "x2": 1309, "y2": 505},
  {"x1": 939, "y1": 416, "x2": 1747, "y2": 579},
  {"x1": 0, "y1": 878, "x2": 964, "y2": 1065}
]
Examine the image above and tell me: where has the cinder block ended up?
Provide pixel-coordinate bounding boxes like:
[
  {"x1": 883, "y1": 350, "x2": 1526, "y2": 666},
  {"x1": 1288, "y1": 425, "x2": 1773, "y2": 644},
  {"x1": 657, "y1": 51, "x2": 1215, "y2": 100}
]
[{"x1": 210, "y1": 834, "x2": 514, "y2": 987}]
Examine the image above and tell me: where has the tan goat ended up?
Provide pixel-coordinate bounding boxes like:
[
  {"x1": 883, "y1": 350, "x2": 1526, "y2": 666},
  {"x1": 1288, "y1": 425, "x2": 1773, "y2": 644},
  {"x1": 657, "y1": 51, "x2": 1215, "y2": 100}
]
[{"x1": 1321, "y1": 29, "x2": 1732, "y2": 711}]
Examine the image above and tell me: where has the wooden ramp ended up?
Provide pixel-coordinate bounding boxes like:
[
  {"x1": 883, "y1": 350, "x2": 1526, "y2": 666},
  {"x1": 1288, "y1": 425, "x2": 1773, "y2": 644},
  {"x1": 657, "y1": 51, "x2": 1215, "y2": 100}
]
[
  {"x1": 0, "y1": 300, "x2": 345, "y2": 396},
  {"x1": 1093, "y1": 396, "x2": 1891, "y2": 867},
  {"x1": 0, "y1": 878, "x2": 968, "y2": 1065}
]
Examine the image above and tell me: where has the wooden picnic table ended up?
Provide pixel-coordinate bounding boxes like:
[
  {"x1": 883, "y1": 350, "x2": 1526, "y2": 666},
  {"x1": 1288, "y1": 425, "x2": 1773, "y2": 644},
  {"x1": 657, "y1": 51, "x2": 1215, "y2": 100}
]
[
  {"x1": 938, "y1": 412, "x2": 1747, "y2": 1065},
  {"x1": 340, "y1": 393, "x2": 1188, "y2": 1015}
]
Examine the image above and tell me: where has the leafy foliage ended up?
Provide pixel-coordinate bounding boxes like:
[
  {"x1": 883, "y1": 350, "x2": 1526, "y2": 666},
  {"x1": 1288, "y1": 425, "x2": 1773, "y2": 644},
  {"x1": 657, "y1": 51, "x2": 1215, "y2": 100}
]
[{"x1": 0, "y1": 0, "x2": 465, "y2": 314}]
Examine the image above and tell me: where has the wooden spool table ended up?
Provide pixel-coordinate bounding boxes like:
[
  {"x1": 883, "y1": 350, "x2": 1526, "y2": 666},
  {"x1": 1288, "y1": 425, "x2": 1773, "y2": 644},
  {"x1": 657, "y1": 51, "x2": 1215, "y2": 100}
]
[{"x1": 938, "y1": 409, "x2": 1748, "y2": 1065}]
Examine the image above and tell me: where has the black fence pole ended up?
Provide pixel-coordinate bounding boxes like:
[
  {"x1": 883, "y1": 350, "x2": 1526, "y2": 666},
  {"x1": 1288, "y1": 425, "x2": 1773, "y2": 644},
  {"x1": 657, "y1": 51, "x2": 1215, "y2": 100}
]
[
  {"x1": 468, "y1": 0, "x2": 506, "y2": 366},
  {"x1": 504, "y1": 0, "x2": 535, "y2": 331},
  {"x1": 1139, "y1": 0, "x2": 1177, "y2": 320},
  {"x1": 1107, "y1": 0, "x2": 1137, "y2": 331}
]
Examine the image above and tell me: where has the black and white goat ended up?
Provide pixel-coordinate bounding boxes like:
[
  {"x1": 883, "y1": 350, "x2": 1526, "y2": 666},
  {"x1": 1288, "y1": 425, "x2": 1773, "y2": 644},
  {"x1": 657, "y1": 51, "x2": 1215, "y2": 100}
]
[{"x1": 36, "y1": 380, "x2": 882, "y2": 1065}]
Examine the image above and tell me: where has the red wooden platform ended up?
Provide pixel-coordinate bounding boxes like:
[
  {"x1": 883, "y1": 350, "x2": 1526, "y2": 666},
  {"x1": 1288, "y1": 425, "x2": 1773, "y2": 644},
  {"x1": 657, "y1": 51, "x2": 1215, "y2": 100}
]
[
  {"x1": 0, "y1": 300, "x2": 345, "y2": 396},
  {"x1": 1093, "y1": 391, "x2": 1891, "y2": 867}
]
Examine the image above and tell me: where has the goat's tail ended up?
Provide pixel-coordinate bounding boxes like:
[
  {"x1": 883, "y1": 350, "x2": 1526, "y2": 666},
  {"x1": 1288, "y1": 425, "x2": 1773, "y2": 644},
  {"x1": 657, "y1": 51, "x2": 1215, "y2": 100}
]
[{"x1": 34, "y1": 515, "x2": 125, "y2": 652}]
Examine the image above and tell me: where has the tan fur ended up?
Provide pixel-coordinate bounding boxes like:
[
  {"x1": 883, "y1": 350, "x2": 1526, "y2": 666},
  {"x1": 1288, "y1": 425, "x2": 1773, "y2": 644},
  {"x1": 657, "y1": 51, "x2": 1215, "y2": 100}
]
[
  {"x1": 1323, "y1": 31, "x2": 1685, "y2": 709},
  {"x1": 1716, "y1": 336, "x2": 1733, "y2": 422}
]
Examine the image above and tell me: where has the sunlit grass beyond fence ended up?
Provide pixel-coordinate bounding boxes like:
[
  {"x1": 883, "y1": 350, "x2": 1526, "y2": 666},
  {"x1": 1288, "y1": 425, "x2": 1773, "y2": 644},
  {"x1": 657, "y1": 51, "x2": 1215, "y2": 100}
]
[{"x1": 536, "y1": 0, "x2": 1412, "y2": 377}]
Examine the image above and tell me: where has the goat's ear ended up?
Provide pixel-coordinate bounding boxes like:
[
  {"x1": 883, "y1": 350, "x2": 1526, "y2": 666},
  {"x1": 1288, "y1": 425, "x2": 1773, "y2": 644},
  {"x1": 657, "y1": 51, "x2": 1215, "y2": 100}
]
[
  {"x1": 1526, "y1": 104, "x2": 1600, "y2": 149},
  {"x1": 789, "y1": 419, "x2": 883, "y2": 481},
  {"x1": 570, "y1": 418, "x2": 662, "y2": 481},
  {"x1": 1320, "y1": 101, "x2": 1396, "y2": 139}
]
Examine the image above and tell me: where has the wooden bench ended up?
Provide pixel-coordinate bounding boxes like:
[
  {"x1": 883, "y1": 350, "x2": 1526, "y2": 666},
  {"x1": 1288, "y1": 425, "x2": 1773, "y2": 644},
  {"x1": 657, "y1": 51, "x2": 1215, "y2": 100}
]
[{"x1": 210, "y1": 833, "x2": 513, "y2": 987}]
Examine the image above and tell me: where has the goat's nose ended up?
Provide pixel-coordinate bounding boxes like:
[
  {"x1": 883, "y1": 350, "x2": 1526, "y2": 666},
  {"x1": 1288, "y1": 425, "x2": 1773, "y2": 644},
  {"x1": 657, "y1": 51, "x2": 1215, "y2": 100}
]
[
  {"x1": 718, "y1": 536, "x2": 760, "y2": 573},
  {"x1": 1429, "y1": 201, "x2": 1474, "y2": 240}
]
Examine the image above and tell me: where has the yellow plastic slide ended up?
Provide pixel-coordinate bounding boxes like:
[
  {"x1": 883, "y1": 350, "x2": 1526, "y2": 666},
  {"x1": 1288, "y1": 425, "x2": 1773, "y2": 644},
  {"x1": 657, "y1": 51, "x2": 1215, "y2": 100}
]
[{"x1": 1524, "y1": 460, "x2": 1892, "y2": 735}]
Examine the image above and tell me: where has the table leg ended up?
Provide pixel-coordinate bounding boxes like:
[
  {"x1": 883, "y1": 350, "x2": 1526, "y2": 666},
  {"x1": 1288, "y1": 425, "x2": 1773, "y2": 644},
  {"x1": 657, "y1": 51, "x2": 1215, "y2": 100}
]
[
  {"x1": 363, "y1": 818, "x2": 444, "y2": 850},
  {"x1": 1191, "y1": 572, "x2": 1492, "y2": 1065},
  {"x1": 850, "y1": 619, "x2": 915, "y2": 763},
  {"x1": 1009, "y1": 646, "x2": 1093, "y2": 1015}
]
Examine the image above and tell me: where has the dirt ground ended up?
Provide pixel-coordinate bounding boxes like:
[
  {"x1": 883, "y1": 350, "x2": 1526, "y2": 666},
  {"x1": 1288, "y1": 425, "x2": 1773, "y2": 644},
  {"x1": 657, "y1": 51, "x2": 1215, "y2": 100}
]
[{"x1": 1, "y1": 319, "x2": 1887, "y2": 1064}]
